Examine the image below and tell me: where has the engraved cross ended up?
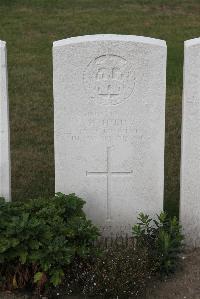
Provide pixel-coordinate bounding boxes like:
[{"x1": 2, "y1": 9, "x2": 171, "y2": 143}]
[
  {"x1": 86, "y1": 146, "x2": 133, "y2": 221},
  {"x1": 98, "y1": 85, "x2": 120, "y2": 100}
]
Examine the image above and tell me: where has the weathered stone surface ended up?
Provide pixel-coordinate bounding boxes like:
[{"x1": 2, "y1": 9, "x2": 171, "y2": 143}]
[
  {"x1": 0, "y1": 41, "x2": 11, "y2": 201},
  {"x1": 181, "y1": 38, "x2": 200, "y2": 247},
  {"x1": 53, "y1": 34, "x2": 166, "y2": 235}
]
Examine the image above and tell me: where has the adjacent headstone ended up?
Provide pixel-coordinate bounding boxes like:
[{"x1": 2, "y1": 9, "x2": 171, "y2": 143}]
[
  {"x1": 0, "y1": 41, "x2": 11, "y2": 201},
  {"x1": 181, "y1": 38, "x2": 200, "y2": 247},
  {"x1": 53, "y1": 34, "x2": 166, "y2": 235}
]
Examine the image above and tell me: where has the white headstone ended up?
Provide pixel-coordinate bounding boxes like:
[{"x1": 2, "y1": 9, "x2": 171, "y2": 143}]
[
  {"x1": 53, "y1": 34, "x2": 166, "y2": 235},
  {"x1": 0, "y1": 41, "x2": 11, "y2": 202},
  {"x1": 181, "y1": 38, "x2": 200, "y2": 246}
]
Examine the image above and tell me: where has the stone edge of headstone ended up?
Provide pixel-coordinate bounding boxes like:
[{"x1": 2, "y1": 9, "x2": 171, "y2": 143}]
[
  {"x1": 53, "y1": 34, "x2": 166, "y2": 48},
  {"x1": 184, "y1": 37, "x2": 200, "y2": 48},
  {"x1": 0, "y1": 40, "x2": 6, "y2": 48},
  {"x1": 180, "y1": 37, "x2": 200, "y2": 247},
  {"x1": 0, "y1": 40, "x2": 11, "y2": 202},
  {"x1": 180, "y1": 39, "x2": 186, "y2": 245}
]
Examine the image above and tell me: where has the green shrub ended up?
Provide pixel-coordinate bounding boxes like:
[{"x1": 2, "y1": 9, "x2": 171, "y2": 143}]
[
  {"x1": 132, "y1": 212, "x2": 184, "y2": 275},
  {"x1": 0, "y1": 197, "x2": 184, "y2": 297},
  {"x1": 0, "y1": 193, "x2": 99, "y2": 290}
]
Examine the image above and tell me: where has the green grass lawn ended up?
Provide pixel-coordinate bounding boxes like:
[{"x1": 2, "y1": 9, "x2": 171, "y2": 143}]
[{"x1": 0, "y1": 0, "x2": 199, "y2": 216}]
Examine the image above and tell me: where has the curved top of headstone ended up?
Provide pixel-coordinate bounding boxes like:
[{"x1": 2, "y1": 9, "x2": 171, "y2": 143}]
[
  {"x1": 53, "y1": 34, "x2": 166, "y2": 48},
  {"x1": 185, "y1": 37, "x2": 200, "y2": 48},
  {"x1": 0, "y1": 40, "x2": 6, "y2": 48}
]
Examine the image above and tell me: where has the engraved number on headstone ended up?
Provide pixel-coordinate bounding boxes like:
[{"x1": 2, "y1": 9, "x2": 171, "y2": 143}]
[{"x1": 86, "y1": 147, "x2": 133, "y2": 221}]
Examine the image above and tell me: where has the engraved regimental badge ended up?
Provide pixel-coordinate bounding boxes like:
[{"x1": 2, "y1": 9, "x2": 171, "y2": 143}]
[{"x1": 84, "y1": 54, "x2": 135, "y2": 106}]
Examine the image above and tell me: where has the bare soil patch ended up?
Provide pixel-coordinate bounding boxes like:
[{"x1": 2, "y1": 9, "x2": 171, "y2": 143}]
[
  {"x1": 1, "y1": 249, "x2": 200, "y2": 299},
  {"x1": 146, "y1": 248, "x2": 200, "y2": 299}
]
